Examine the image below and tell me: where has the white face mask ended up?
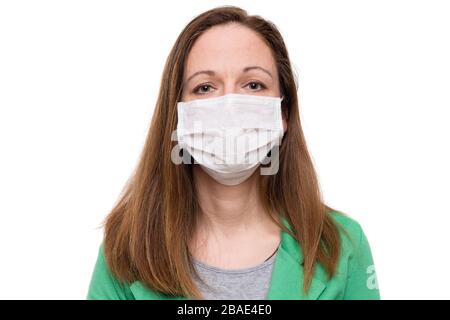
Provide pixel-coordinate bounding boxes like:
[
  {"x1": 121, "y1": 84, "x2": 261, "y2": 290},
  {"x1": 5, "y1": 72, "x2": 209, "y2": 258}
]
[{"x1": 176, "y1": 93, "x2": 284, "y2": 186}]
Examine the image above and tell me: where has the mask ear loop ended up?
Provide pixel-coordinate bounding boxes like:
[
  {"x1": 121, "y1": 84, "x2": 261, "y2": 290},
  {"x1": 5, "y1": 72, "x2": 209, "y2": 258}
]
[
  {"x1": 279, "y1": 95, "x2": 288, "y2": 120},
  {"x1": 260, "y1": 94, "x2": 285, "y2": 172}
]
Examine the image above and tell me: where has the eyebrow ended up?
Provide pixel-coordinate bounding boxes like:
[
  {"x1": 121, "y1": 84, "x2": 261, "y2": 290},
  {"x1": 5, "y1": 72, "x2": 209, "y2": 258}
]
[{"x1": 185, "y1": 65, "x2": 273, "y2": 85}]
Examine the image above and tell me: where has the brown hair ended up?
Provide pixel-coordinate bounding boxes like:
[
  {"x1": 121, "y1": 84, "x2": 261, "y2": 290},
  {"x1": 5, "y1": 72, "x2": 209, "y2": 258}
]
[{"x1": 102, "y1": 5, "x2": 341, "y2": 299}]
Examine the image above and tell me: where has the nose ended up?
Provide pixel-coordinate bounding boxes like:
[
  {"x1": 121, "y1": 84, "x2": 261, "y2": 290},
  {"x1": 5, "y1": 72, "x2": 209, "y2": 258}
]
[{"x1": 222, "y1": 81, "x2": 239, "y2": 96}]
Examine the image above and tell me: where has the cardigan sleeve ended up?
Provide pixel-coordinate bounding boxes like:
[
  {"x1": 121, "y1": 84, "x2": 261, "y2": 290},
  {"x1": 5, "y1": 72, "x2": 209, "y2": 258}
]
[
  {"x1": 342, "y1": 222, "x2": 381, "y2": 300},
  {"x1": 86, "y1": 243, "x2": 135, "y2": 300}
]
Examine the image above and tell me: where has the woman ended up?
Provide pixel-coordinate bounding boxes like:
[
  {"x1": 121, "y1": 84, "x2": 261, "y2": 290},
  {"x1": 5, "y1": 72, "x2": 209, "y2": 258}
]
[{"x1": 87, "y1": 6, "x2": 380, "y2": 300}]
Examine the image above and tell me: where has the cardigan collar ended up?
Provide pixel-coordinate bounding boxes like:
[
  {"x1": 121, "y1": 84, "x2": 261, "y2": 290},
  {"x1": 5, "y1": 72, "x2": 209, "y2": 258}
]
[{"x1": 266, "y1": 217, "x2": 327, "y2": 299}]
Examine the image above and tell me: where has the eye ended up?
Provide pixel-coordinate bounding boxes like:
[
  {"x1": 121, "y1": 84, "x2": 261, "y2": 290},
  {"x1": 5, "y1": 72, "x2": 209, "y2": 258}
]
[
  {"x1": 246, "y1": 81, "x2": 266, "y2": 91},
  {"x1": 193, "y1": 84, "x2": 215, "y2": 94}
]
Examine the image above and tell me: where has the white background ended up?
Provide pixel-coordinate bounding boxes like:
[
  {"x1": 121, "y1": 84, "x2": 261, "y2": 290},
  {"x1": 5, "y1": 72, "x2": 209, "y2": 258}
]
[{"x1": 0, "y1": 0, "x2": 449, "y2": 299}]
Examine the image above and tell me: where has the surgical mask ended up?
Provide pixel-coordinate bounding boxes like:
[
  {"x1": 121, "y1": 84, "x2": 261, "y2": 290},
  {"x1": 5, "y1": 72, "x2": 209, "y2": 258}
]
[{"x1": 176, "y1": 93, "x2": 284, "y2": 186}]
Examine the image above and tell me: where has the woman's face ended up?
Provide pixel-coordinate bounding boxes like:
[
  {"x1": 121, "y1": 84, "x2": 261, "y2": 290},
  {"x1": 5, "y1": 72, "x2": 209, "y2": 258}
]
[{"x1": 181, "y1": 23, "x2": 281, "y2": 102}]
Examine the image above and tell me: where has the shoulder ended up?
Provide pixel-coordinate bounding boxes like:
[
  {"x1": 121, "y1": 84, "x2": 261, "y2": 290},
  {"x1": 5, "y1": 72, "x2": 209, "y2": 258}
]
[
  {"x1": 327, "y1": 210, "x2": 377, "y2": 272},
  {"x1": 87, "y1": 242, "x2": 135, "y2": 300},
  {"x1": 329, "y1": 211, "x2": 364, "y2": 243},
  {"x1": 329, "y1": 210, "x2": 363, "y2": 233},
  {"x1": 327, "y1": 210, "x2": 373, "y2": 257},
  {"x1": 327, "y1": 211, "x2": 380, "y2": 299}
]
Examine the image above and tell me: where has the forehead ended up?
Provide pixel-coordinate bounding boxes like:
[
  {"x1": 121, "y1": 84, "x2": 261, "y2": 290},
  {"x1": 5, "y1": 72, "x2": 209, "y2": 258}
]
[{"x1": 184, "y1": 23, "x2": 277, "y2": 77}]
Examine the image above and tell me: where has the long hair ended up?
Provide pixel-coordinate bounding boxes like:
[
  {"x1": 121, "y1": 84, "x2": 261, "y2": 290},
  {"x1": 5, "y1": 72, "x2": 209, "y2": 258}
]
[{"x1": 102, "y1": 5, "x2": 341, "y2": 299}]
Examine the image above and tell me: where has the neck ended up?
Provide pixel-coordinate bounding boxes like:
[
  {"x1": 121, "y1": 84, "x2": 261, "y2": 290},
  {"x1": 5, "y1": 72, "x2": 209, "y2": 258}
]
[{"x1": 192, "y1": 165, "x2": 275, "y2": 239}]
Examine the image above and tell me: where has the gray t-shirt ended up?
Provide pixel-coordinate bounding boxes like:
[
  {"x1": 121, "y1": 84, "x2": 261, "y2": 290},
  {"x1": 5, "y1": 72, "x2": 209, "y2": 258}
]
[{"x1": 192, "y1": 248, "x2": 278, "y2": 300}]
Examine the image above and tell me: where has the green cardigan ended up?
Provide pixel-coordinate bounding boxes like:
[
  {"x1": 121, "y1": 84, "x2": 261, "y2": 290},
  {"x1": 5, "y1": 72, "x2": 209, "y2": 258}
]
[{"x1": 87, "y1": 211, "x2": 380, "y2": 300}]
